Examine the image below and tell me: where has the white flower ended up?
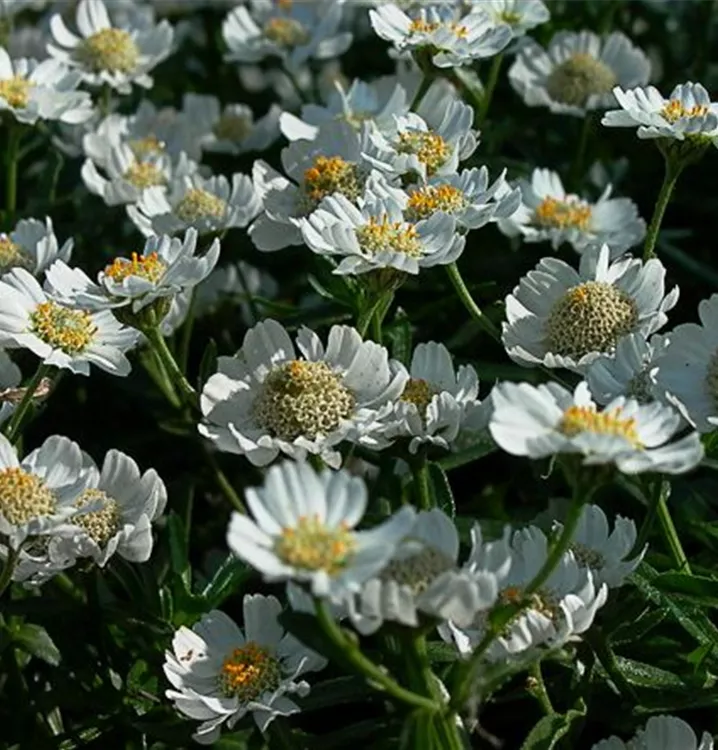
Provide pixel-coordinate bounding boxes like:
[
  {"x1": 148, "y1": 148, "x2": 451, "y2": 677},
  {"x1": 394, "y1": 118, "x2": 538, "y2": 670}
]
[
  {"x1": 223, "y1": 0, "x2": 351, "y2": 72},
  {"x1": 502, "y1": 244, "x2": 678, "y2": 371},
  {"x1": 48, "y1": 0, "x2": 174, "y2": 94},
  {"x1": 489, "y1": 380, "x2": 704, "y2": 474},
  {"x1": 0, "y1": 216, "x2": 73, "y2": 278},
  {"x1": 0, "y1": 350, "x2": 21, "y2": 427},
  {"x1": 498, "y1": 168, "x2": 645, "y2": 257},
  {"x1": 509, "y1": 30, "x2": 650, "y2": 117},
  {"x1": 300, "y1": 181, "x2": 465, "y2": 277},
  {"x1": 348, "y1": 509, "x2": 499, "y2": 635},
  {"x1": 199, "y1": 319, "x2": 408, "y2": 468},
  {"x1": 592, "y1": 715, "x2": 714, "y2": 750},
  {"x1": 164, "y1": 596, "x2": 327, "y2": 744},
  {"x1": 369, "y1": 4, "x2": 512, "y2": 68},
  {"x1": 0, "y1": 433, "x2": 89, "y2": 550},
  {"x1": 602, "y1": 82, "x2": 718, "y2": 140},
  {"x1": 226, "y1": 460, "x2": 416, "y2": 600},
  {"x1": 0, "y1": 268, "x2": 138, "y2": 376},
  {"x1": 482, "y1": 0, "x2": 550, "y2": 37},
  {"x1": 128, "y1": 171, "x2": 260, "y2": 238},
  {"x1": 45, "y1": 228, "x2": 220, "y2": 315},
  {"x1": 653, "y1": 293, "x2": 718, "y2": 432},
  {"x1": 586, "y1": 332, "x2": 669, "y2": 405},
  {"x1": 0, "y1": 47, "x2": 93, "y2": 125}
]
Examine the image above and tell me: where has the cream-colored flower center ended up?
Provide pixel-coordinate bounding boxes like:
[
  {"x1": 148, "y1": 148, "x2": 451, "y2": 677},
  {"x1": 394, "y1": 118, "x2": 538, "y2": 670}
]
[
  {"x1": 405, "y1": 184, "x2": 466, "y2": 222},
  {"x1": 73, "y1": 488, "x2": 121, "y2": 546},
  {"x1": 0, "y1": 75, "x2": 31, "y2": 108},
  {"x1": 558, "y1": 404, "x2": 642, "y2": 446},
  {"x1": 570, "y1": 542, "x2": 606, "y2": 570},
  {"x1": 0, "y1": 234, "x2": 33, "y2": 273},
  {"x1": 104, "y1": 251, "x2": 167, "y2": 283},
  {"x1": 545, "y1": 281, "x2": 638, "y2": 359},
  {"x1": 302, "y1": 155, "x2": 362, "y2": 209},
  {"x1": 400, "y1": 377, "x2": 435, "y2": 415},
  {"x1": 274, "y1": 514, "x2": 356, "y2": 574},
  {"x1": 497, "y1": 9, "x2": 522, "y2": 24},
  {"x1": 175, "y1": 188, "x2": 227, "y2": 223},
  {"x1": 545, "y1": 53, "x2": 616, "y2": 107},
  {"x1": 356, "y1": 215, "x2": 422, "y2": 257},
  {"x1": 397, "y1": 131, "x2": 450, "y2": 176},
  {"x1": 380, "y1": 547, "x2": 454, "y2": 594},
  {"x1": 253, "y1": 360, "x2": 356, "y2": 441},
  {"x1": 408, "y1": 19, "x2": 468, "y2": 38},
  {"x1": 78, "y1": 28, "x2": 139, "y2": 73},
  {"x1": 219, "y1": 642, "x2": 282, "y2": 701},
  {"x1": 129, "y1": 135, "x2": 165, "y2": 160},
  {"x1": 262, "y1": 17, "x2": 310, "y2": 47},
  {"x1": 500, "y1": 585, "x2": 560, "y2": 621},
  {"x1": 30, "y1": 301, "x2": 97, "y2": 355},
  {"x1": 0, "y1": 467, "x2": 56, "y2": 525},
  {"x1": 124, "y1": 161, "x2": 166, "y2": 189},
  {"x1": 533, "y1": 196, "x2": 592, "y2": 231},
  {"x1": 213, "y1": 113, "x2": 253, "y2": 142}
]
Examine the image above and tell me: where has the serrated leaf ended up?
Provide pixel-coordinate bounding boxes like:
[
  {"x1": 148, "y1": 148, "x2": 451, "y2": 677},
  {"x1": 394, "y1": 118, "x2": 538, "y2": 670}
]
[
  {"x1": 653, "y1": 572, "x2": 718, "y2": 608},
  {"x1": 428, "y1": 463, "x2": 455, "y2": 517},
  {"x1": 14, "y1": 623, "x2": 61, "y2": 666},
  {"x1": 519, "y1": 702, "x2": 585, "y2": 750},
  {"x1": 614, "y1": 656, "x2": 690, "y2": 689}
]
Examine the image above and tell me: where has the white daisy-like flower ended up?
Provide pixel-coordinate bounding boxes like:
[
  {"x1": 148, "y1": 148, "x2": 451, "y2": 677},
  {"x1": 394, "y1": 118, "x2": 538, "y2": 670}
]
[
  {"x1": 226, "y1": 460, "x2": 416, "y2": 600},
  {"x1": 348, "y1": 509, "x2": 499, "y2": 635},
  {"x1": 0, "y1": 268, "x2": 138, "y2": 376},
  {"x1": 489, "y1": 380, "x2": 704, "y2": 474},
  {"x1": 444, "y1": 525, "x2": 607, "y2": 660},
  {"x1": 0, "y1": 432, "x2": 89, "y2": 550},
  {"x1": 653, "y1": 293, "x2": 718, "y2": 432},
  {"x1": 127, "y1": 171, "x2": 261, "y2": 238},
  {"x1": 509, "y1": 30, "x2": 651, "y2": 117},
  {"x1": 502, "y1": 244, "x2": 678, "y2": 372},
  {"x1": 592, "y1": 715, "x2": 714, "y2": 750},
  {"x1": 45, "y1": 228, "x2": 220, "y2": 316},
  {"x1": 0, "y1": 350, "x2": 21, "y2": 427},
  {"x1": 363, "y1": 82, "x2": 478, "y2": 181},
  {"x1": 482, "y1": 0, "x2": 550, "y2": 38},
  {"x1": 0, "y1": 216, "x2": 72, "y2": 278},
  {"x1": 300, "y1": 182, "x2": 465, "y2": 277},
  {"x1": 586, "y1": 332, "x2": 669, "y2": 406},
  {"x1": 199, "y1": 319, "x2": 408, "y2": 468},
  {"x1": 0, "y1": 47, "x2": 94, "y2": 125},
  {"x1": 602, "y1": 81, "x2": 718, "y2": 141},
  {"x1": 164, "y1": 596, "x2": 327, "y2": 744},
  {"x1": 47, "y1": 0, "x2": 174, "y2": 94},
  {"x1": 497, "y1": 168, "x2": 645, "y2": 257},
  {"x1": 555, "y1": 503, "x2": 643, "y2": 588},
  {"x1": 369, "y1": 4, "x2": 512, "y2": 69}
]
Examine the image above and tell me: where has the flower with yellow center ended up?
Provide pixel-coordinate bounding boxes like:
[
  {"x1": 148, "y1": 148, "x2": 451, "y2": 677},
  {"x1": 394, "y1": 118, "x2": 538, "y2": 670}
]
[
  {"x1": 545, "y1": 52, "x2": 616, "y2": 107},
  {"x1": 214, "y1": 113, "x2": 253, "y2": 143},
  {"x1": 129, "y1": 135, "x2": 165, "y2": 160},
  {"x1": 397, "y1": 130, "x2": 450, "y2": 176},
  {"x1": 400, "y1": 377, "x2": 434, "y2": 416},
  {"x1": 558, "y1": 404, "x2": 642, "y2": 446},
  {"x1": 175, "y1": 188, "x2": 227, "y2": 223},
  {"x1": 408, "y1": 19, "x2": 468, "y2": 38},
  {"x1": 104, "y1": 251, "x2": 167, "y2": 284},
  {"x1": 219, "y1": 642, "x2": 282, "y2": 700},
  {"x1": 0, "y1": 467, "x2": 56, "y2": 526},
  {"x1": 262, "y1": 17, "x2": 309, "y2": 47},
  {"x1": 0, "y1": 234, "x2": 33, "y2": 273},
  {"x1": 356, "y1": 215, "x2": 422, "y2": 258},
  {"x1": 72, "y1": 489, "x2": 122, "y2": 547},
  {"x1": 380, "y1": 547, "x2": 454, "y2": 594},
  {"x1": 274, "y1": 514, "x2": 356, "y2": 575},
  {"x1": 77, "y1": 28, "x2": 139, "y2": 73},
  {"x1": 0, "y1": 75, "x2": 32, "y2": 109},
  {"x1": 123, "y1": 161, "x2": 166, "y2": 189},
  {"x1": 533, "y1": 196, "x2": 592, "y2": 231},
  {"x1": 661, "y1": 99, "x2": 709, "y2": 123},
  {"x1": 302, "y1": 155, "x2": 361, "y2": 208},
  {"x1": 405, "y1": 184, "x2": 466, "y2": 222},
  {"x1": 30, "y1": 301, "x2": 97, "y2": 355}
]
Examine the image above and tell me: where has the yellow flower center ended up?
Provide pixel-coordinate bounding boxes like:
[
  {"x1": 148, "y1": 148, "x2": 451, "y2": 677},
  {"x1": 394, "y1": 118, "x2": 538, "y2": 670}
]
[
  {"x1": 129, "y1": 135, "x2": 165, "y2": 160},
  {"x1": 570, "y1": 542, "x2": 606, "y2": 569},
  {"x1": 274, "y1": 514, "x2": 356, "y2": 574},
  {"x1": 0, "y1": 467, "x2": 56, "y2": 525},
  {"x1": 0, "y1": 234, "x2": 33, "y2": 273},
  {"x1": 30, "y1": 301, "x2": 97, "y2": 355},
  {"x1": 405, "y1": 184, "x2": 466, "y2": 221},
  {"x1": 558, "y1": 404, "x2": 642, "y2": 446},
  {"x1": 213, "y1": 113, "x2": 253, "y2": 142},
  {"x1": 262, "y1": 17, "x2": 309, "y2": 47},
  {"x1": 355, "y1": 215, "x2": 422, "y2": 257},
  {"x1": 497, "y1": 9, "x2": 522, "y2": 24},
  {"x1": 380, "y1": 547, "x2": 454, "y2": 594},
  {"x1": 545, "y1": 281, "x2": 638, "y2": 359},
  {"x1": 219, "y1": 642, "x2": 282, "y2": 701},
  {"x1": 73, "y1": 489, "x2": 121, "y2": 546},
  {"x1": 302, "y1": 155, "x2": 361, "y2": 209},
  {"x1": 397, "y1": 131, "x2": 450, "y2": 176},
  {"x1": 661, "y1": 99, "x2": 710, "y2": 123},
  {"x1": 533, "y1": 196, "x2": 592, "y2": 231},
  {"x1": 123, "y1": 161, "x2": 166, "y2": 189},
  {"x1": 0, "y1": 75, "x2": 31, "y2": 108},
  {"x1": 78, "y1": 28, "x2": 139, "y2": 73},
  {"x1": 400, "y1": 377, "x2": 434, "y2": 415},
  {"x1": 500, "y1": 585, "x2": 559, "y2": 621},
  {"x1": 545, "y1": 53, "x2": 616, "y2": 107},
  {"x1": 408, "y1": 19, "x2": 468, "y2": 38},
  {"x1": 253, "y1": 360, "x2": 356, "y2": 442},
  {"x1": 104, "y1": 251, "x2": 166, "y2": 283},
  {"x1": 175, "y1": 188, "x2": 227, "y2": 223}
]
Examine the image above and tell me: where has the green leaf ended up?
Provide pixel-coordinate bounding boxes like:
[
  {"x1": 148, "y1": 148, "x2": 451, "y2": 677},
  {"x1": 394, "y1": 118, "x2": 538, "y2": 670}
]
[
  {"x1": 438, "y1": 433, "x2": 496, "y2": 471},
  {"x1": 201, "y1": 555, "x2": 251, "y2": 608},
  {"x1": 13, "y1": 623, "x2": 61, "y2": 666},
  {"x1": 167, "y1": 511, "x2": 191, "y2": 588},
  {"x1": 428, "y1": 463, "x2": 455, "y2": 517},
  {"x1": 653, "y1": 572, "x2": 718, "y2": 608},
  {"x1": 198, "y1": 338, "x2": 218, "y2": 389},
  {"x1": 298, "y1": 676, "x2": 373, "y2": 710},
  {"x1": 277, "y1": 611, "x2": 347, "y2": 664},
  {"x1": 385, "y1": 308, "x2": 412, "y2": 367},
  {"x1": 519, "y1": 702, "x2": 586, "y2": 750},
  {"x1": 614, "y1": 656, "x2": 690, "y2": 689}
]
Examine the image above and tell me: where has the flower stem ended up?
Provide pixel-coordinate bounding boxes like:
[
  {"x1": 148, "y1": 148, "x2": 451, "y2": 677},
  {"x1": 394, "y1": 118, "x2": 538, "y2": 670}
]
[
  {"x1": 5, "y1": 125, "x2": 22, "y2": 215},
  {"x1": 203, "y1": 446, "x2": 246, "y2": 514},
  {"x1": 411, "y1": 72, "x2": 434, "y2": 112},
  {"x1": 178, "y1": 289, "x2": 197, "y2": 376},
  {"x1": 477, "y1": 52, "x2": 504, "y2": 125},
  {"x1": 283, "y1": 67, "x2": 310, "y2": 104},
  {"x1": 413, "y1": 453, "x2": 433, "y2": 510},
  {"x1": 3, "y1": 363, "x2": 51, "y2": 443},
  {"x1": 643, "y1": 157, "x2": 682, "y2": 261},
  {"x1": 445, "y1": 262, "x2": 500, "y2": 342},
  {"x1": 528, "y1": 662, "x2": 554, "y2": 715},
  {"x1": 144, "y1": 323, "x2": 197, "y2": 404},
  {"x1": 371, "y1": 292, "x2": 394, "y2": 344},
  {"x1": 654, "y1": 478, "x2": 691, "y2": 573},
  {"x1": 584, "y1": 627, "x2": 638, "y2": 701},
  {"x1": 0, "y1": 545, "x2": 19, "y2": 598},
  {"x1": 569, "y1": 115, "x2": 592, "y2": 190},
  {"x1": 356, "y1": 294, "x2": 385, "y2": 339}
]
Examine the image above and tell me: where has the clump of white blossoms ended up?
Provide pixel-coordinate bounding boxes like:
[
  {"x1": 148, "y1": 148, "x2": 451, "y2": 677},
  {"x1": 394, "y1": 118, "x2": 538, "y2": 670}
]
[
  {"x1": 0, "y1": 268, "x2": 138, "y2": 376},
  {"x1": 369, "y1": 3, "x2": 512, "y2": 68},
  {"x1": 498, "y1": 168, "x2": 645, "y2": 257},
  {"x1": 48, "y1": 0, "x2": 174, "y2": 94},
  {"x1": 489, "y1": 380, "x2": 704, "y2": 474},
  {"x1": 199, "y1": 319, "x2": 408, "y2": 468},
  {"x1": 223, "y1": 0, "x2": 352, "y2": 72},
  {"x1": 484, "y1": 0, "x2": 550, "y2": 38},
  {"x1": 164, "y1": 596, "x2": 327, "y2": 744},
  {"x1": 0, "y1": 47, "x2": 94, "y2": 125},
  {"x1": 602, "y1": 81, "x2": 718, "y2": 141},
  {"x1": 128, "y1": 171, "x2": 261, "y2": 237},
  {"x1": 509, "y1": 30, "x2": 650, "y2": 117},
  {"x1": 0, "y1": 216, "x2": 73, "y2": 277},
  {"x1": 443, "y1": 525, "x2": 607, "y2": 660},
  {"x1": 592, "y1": 715, "x2": 714, "y2": 750},
  {"x1": 348, "y1": 509, "x2": 500, "y2": 635},
  {"x1": 226, "y1": 460, "x2": 416, "y2": 600},
  {"x1": 502, "y1": 244, "x2": 678, "y2": 371}
]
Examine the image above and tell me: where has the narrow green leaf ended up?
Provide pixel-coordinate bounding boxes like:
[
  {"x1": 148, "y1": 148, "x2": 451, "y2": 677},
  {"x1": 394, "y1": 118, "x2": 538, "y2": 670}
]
[
  {"x1": 14, "y1": 623, "x2": 61, "y2": 666},
  {"x1": 201, "y1": 555, "x2": 251, "y2": 608},
  {"x1": 438, "y1": 434, "x2": 496, "y2": 471},
  {"x1": 653, "y1": 572, "x2": 718, "y2": 607},
  {"x1": 386, "y1": 308, "x2": 412, "y2": 367},
  {"x1": 519, "y1": 702, "x2": 585, "y2": 750},
  {"x1": 167, "y1": 512, "x2": 191, "y2": 588},
  {"x1": 428, "y1": 463, "x2": 455, "y2": 517},
  {"x1": 298, "y1": 676, "x2": 373, "y2": 710},
  {"x1": 198, "y1": 338, "x2": 218, "y2": 389},
  {"x1": 614, "y1": 656, "x2": 689, "y2": 689}
]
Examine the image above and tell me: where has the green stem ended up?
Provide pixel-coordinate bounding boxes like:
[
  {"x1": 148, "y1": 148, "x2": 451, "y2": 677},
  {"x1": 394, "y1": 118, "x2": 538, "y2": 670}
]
[
  {"x1": 144, "y1": 323, "x2": 197, "y2": 404},
  {"x1": 477, "y1": 52, "x2": 504, "y2": 125},
  {"x1": 411, "y1": 73, "x2": 434, "y2": 112},
  {"x1": 413, "y1": 454, "x2": 433, "y2": 510},
  {"x1": 655, "y1": 479, "x2": 691, "y2": 573},
  {"x1": 142, "y1": 348, "x2": 181, "y2": 409},
  {"x1": 0, "y1": 545, "x2": 19, "y2": 597},
  {"x1": 528, "y1": 662, "x2": 554, "y2": 715},
  {"x1": 236, "y1": 263, "x2": 260, "y2": 326},
  {"x1": 643, "y1": 157, "x2": 682, "y2": 261},
  {"x1": 203, "y1": 447, "x2": 246, "y2": 514},
  {"x1": 178, "y1": 289, "x2": 197, "y2": 376},
  {"x1": 283, "y1": 67, "x2": 310, "y2": 104},
  {"x1": 445, "y1": 262, "x2": 500, "y2": 342},
  {"x1": 314, "y1": 600, "x2": 440, "y2": 712},
  {"x1": 5, "y1": 125, "x2": 22, "y2": 215},
  {"x1": 569, "y1": 115, "x2": 592, "y2": 190},
  {"x1": 356, "y1": 295, "x2": 384, "y2": 339},
  {"x1": 3, "y1": 363, "x2": 51, "y2": 443},
  {"x1": 100, "y1": 85, "x2": 112, "y2": 116},
  {"x1": 371, "y1": 292, "x2": 394, "y2": 344}
]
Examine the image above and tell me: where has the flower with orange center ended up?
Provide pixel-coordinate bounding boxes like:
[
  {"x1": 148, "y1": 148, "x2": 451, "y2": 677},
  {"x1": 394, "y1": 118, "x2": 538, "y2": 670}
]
[
  {"x1": 123, "y1": 161, "x2": 166, "y2": 189},
  {"x1": 0, "y1": 75, "x2": 32, "y2": 109},
  {"x1": 559, "y1": 404, "x2": 641, "y2": 447},
  {"x1": 356, "y1": 215, "x2": 422, "y2": 257},
  {"x1": 302, "y1": 155, "x2": 361, "y2": 207},
  {"x1": 661, "y1": 99, "x2": 709, "y2": 123},
  {"x1": 30, "y1": 301, "x2": 97, "y2": 355},
  {"x1": 262, "y1": 16, "x2": 309, "y2": 47},
  {"x1": 405, "y1": 184, "x2": 466, "y2": 222},
  {"x1": 397, "y1": 130, "x2": 450, "y2": 176},
  {"x1": 533, "y1": 196, "x2": 592, "y2": 232},
  {"x1": 104, "y1": 252, "x2": 167, "y2": 284},
  {"x1": 274, "y1": 514, "x2": 356, "y2": 575},
  {"x1": 219, "y1": 642, "x2": 282, "y2": 701}
]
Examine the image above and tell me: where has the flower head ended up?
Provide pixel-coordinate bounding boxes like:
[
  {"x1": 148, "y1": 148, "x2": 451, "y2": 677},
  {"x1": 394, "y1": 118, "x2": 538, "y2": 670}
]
[
  {"x1": 592, "y1": 715, "x2": 714, "y2": 750},
  {"x1": 0, "y1": 216, "x2": 73, "y2": 277},
  {"x1": 484, "y1": 0, "x2": 550, "y2": 37}
]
